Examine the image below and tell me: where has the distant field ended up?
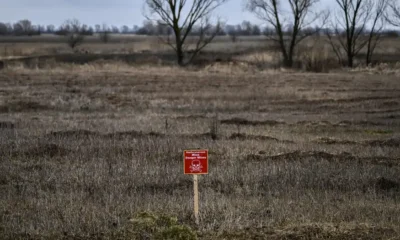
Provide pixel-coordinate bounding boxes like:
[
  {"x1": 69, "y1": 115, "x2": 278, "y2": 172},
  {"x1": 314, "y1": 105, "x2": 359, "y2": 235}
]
[
  {"x1": 1, "y1": 34, "x2": 399, "y2": 69},
  {"x1": 0, "y1": 64, "x2": 400, "y2": 239},
  {"x1": 0, "y1": 35, "x2": 271, "y2": 59}
]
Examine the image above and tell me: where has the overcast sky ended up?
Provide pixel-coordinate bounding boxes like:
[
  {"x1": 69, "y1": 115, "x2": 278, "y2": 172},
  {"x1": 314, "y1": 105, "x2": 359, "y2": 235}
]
[{"x1": 1, "y1": 0, "x2": 335, "y2": 27}]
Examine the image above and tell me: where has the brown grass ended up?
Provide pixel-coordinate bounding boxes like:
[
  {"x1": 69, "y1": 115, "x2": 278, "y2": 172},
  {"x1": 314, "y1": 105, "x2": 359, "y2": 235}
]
[
  {"x1": 1, "y1": 64, "x2": 400, "y2": 239},
  {"x1": 1, "y1": 35, "x2": 400, "y2": 73}
]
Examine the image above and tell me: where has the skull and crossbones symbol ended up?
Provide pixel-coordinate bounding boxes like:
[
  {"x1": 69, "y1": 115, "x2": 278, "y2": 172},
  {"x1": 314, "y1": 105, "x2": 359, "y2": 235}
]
[{"x1": 190, "y1": 160, "x2": 203, "y2": 173}]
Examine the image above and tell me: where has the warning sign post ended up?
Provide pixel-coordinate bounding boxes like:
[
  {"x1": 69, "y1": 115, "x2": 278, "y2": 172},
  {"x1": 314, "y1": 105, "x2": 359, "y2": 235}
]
[{"x1": 183, "y1": 149, "x2": 208, "y2": 225}]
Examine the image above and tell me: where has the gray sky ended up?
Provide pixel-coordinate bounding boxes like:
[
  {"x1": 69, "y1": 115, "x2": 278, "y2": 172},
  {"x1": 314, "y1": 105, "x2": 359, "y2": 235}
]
[{"x1": 1, "y1": 0, "x2": 335, "y2": 27}]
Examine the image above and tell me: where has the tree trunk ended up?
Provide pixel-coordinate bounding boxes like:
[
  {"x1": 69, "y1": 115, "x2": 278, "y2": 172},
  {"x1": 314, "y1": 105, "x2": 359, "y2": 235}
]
[
  {"x1": 175, "y1": 35, "x2": 185, "y2": 66},
  {"x1": 347, "y1": 53, "x2": 353, "y2": 68},
  {"x1": 366, "y1": 48, "x2": 371, "y2": 66},
  {"x1": 279, "y1": 42, "x2": 291, "y2": 68},
  {"x1": 177, "y1": 47, "x2": 184, "y2": 66},
  {"x1": 366, "y1": 37, "x2": 373, "y2": 66},
  {"x1": 287, "y1": 45, "x2": 296, "y2": 68},
  {"x1": 173, "y1": 23, "x2": 185, "y2": 66},
  {"x1": 347, "y1": 40, "x2": 353, "y2": 67},
  {"x1": 283, "y1": 56, "x2": 293, "y2": 68}
]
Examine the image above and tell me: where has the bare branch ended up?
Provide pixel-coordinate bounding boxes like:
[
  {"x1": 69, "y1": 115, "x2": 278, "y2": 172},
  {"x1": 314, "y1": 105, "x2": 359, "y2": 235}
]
[
  {"x1": 386, "y1": 1, "x2": 400, "y2": 26},
  {"x1": 326, "y1": 0, "x2": 387, "y2": 67},
  {"x1": 60, "y1": 19, "x2": 86, "y2": 50},
  {"x1": 144, "y1": 0, "x2": 228, "y2": 66},
  {"x1": 246, "y1": 0, "x2": 322, "y2": 67},
  {"x1": 187, "y1": 18, "x2": 222, "y2": 64}
]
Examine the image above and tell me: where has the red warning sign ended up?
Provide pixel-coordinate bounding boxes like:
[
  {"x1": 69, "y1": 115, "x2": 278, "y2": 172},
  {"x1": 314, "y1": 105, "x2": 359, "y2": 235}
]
[{"x1": 184, "y1": 150, "x2": 208, "y2": 174}]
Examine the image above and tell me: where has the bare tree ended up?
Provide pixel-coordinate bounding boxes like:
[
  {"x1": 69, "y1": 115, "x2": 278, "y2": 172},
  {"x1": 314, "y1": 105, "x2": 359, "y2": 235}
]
[
  {"x1": 225, "y1": 25, "x2": 238, "y2": 42},
  {"x1": 99, "y1": 24, "x2": 111, "y2": 43},
  {"x1": 61, "y1": 19, "x2": 86, "y2": 50},
  {"x1": 13, "y1": 19, "x2": 33, "y2": 36},
  {"x1": 95, "y1": 24, "x2": 101, "y2": 33},
  {"x1": 365, "y1": 0, "x2": 389, "y2": 65},
  {"x1": 111, "y1": 26, "x2": 120, "y2": 34},
  {"x1": 326, "y1": 0, "x2": 378, "y2": 67},
  {"x1": 46, "y1": 25, "x2": 55, "y2": 33},
  {"x1": 327, "y1": 0, "x2": 390, "y2": 67},
  {"x1": 246, "y1": 0, "x2": 324, "y2": 68},
  {"x1": 121, "y1": 25, "x2": 130, "y2": 34},
  {"x1": 0, "y1": 23, "x2": 8, "y2": 35},
  {"x1": 386, "y1": 1, "x2": 400, "y2": 26},
  {"x1": 144, "y1": 0, "x2": 228, "y2": 66}
]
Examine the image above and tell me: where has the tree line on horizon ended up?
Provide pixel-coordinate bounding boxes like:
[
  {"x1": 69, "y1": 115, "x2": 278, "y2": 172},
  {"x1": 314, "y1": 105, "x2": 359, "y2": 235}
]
[
  {"x1": 1, "y1": 0, "x2": 400, "y2": 68},
  {"x1": 0, "y1": 19, "x2": 312, "y2": 37}
]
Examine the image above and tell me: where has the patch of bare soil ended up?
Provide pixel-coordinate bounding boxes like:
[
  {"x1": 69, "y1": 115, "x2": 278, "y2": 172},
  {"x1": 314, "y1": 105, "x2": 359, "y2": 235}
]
[
  {"x1": 49, "y1": 130, "x2": 167, "y2": 139},
  {"x1": 48, "y1": 130, "x2": 101, "y2": 138},
  {"x1": 337, "y1": 120, "x2": 384, "y2": 126},
  {"x1": 0, "y1": 101, "x2": 51, "y2": 113},
  {"x1": 279, "y1": 96, "x2": 399, "y2": 105},
  {"x1": 219, "y1": 119, "x2": 387, "y2": 128},
  {"x1": 174, "y1": 114, "x2": 210, "y2": 120},
  {"x1": 229, "y1": 133, "x2": 293, "y2": 143},
  {"x1": 382, "y1": 114, "x2": 400, "y2": 119},
  {"x1": 364, "y1": 157, "x2": 400, "y2": 167},
  {"x1": 314, "y1": 137, "x2": 400, "y2": 147},
  {"x1": 127, "y1": 179, "x2": 192, "y2": 195},
  {"x1": 205, "y1": 224, "x2": 399, "y2": 240},
  {"x1": 106, "y1": 130, "x2": 165, "y2": 138},
  {"x1": 293, "y1": 120, "x2": 385, "y2": 127},
  {"x1": 47, "y1": 130, "x2": 219, "y2": 140},
  {"x1": 366, "y1": 138, "x2": 400, "y2": 147},
  {"x1": 220, "y1": 118, "x2": 284, "y2": 126},
  {"x1": 178, "y1": 132, "x2": 217, "y2": 140},
  {"x1": 246, "y1": 151, "x2": 354, "y2": 162},
  {"x1": 0, "y1": 121, "x2": 15, "y2": 129},
  {"x1": 245, "y1": 151, "x2": 400, "y2": 167},
  {"x1": 314, "y1": 137, "x2": 358, "y2": 145},
  {"x1": 381, "y1": 100, "x2": 399, "y2": 107},
  {"x1": 296, "y1": 120, "x2": 391, "y2": 127},
  {"x1": 296, "y1": 120, "x2": 333, "y2": 126},
  {"x1": 374, "y1": 177, "x2": 400, "y2": 192},
  {"x1": 12, "y1": 144, "x2": 70, "y2": 158},
  {"x1": 216, "y1": 117, "x2": 391, "y2": 128},
  {"x1": 82, "y1": 146, "x2": 137, "y2": 159},
  {"x1": 365, "y1": 108, "x2": 400, "y2": 114}
]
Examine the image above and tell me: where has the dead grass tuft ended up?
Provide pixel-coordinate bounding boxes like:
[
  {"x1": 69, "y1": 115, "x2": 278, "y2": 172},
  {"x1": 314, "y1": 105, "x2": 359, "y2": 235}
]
[
  {"x1": 244, "y1": 150, "x2": 355, "y2": 162},
  {"x1": 106, "y1": 130, "x2": 165, "y2": 139},
  {"x1": 0, "y1": 100, "x2": 51, "y2": 113},
  {"x1": 314, "y1": 137, "x2": 358, "y2": 145},
  {"x1": 245, "y1": 151, "x2": 400, "y2": 167},
  {"x1": 366, "y1": 137, "x2": 400, "y2": 147},
  {"x1": 0, "y1": 121, "x2": 15, "y2": 129},
  {"x1": 11, "y1": 143, "x2": 70, "y2": 158},
  {"x1": 374, "y1": 177, "x2": 400, "y2": 192},
  {"x1": 351, "y1": 62, "x2": 400, "y2": 75},
  {"x1": 220, "y1": 118, "x2": 284, "y2": 126},
  {"x1": 48, "y1": 129, "x2": 101, "y2": 138},
  {"x1": 229, "y1": 133, "x2": 293, "y2": 143}
]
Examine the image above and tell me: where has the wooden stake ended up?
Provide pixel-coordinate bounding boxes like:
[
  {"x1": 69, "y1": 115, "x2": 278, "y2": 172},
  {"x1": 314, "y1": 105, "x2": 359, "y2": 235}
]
[{"x1": 193, "y1": 174, "x2": 199, "y2": 225}]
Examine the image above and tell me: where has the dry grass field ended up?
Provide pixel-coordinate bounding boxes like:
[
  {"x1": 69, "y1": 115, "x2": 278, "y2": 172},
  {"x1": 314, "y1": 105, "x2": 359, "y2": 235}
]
[
  {"x1": 0, "y1": 35, "x2": 269, "y2": 57},
  {"x1": 1, "y1": 35, "x2": 400, "y2": 74},
  {"x1": 1, "y1": 34, "x2": 400, "y2": 239},
  {"x1": 0, "y1": 58, "x2": 400, "y2": 239}
]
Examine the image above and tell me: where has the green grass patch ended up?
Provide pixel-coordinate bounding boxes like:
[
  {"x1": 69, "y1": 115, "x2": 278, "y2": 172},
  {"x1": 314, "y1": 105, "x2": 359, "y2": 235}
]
[
  {"x1": 365, "y1": 129, "x2": 394, "y2": 135},
  {"x1": 127, "y1": 212, "x2": 197, "y2": 240}
]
